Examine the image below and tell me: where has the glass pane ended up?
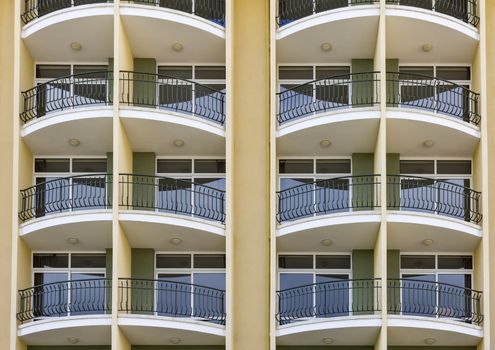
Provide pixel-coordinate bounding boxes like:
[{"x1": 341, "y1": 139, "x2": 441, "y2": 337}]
[
  {"x1": 72, "y1": 159, "x2": 107, "y2": 173},
  {"x1": 278, "y1": 0, "x2": 313, "y2": 25},
  {"x1": 35, "y1": 158, "x2": 70, "y2": 173},
  {"x1": 278, "y1": 255, "x2": 313, "y2": 269},
  {"x1": 36, "y1": 65, "x2": 71, "y2": 79},
  {"x1": 35, "y1": 177, "x2": 71, "y2": 216},
  {"x1": 315, "y1": 0, "x2": 348, "y2": 13},
  {"x1": 315, "y1": 274, "x2": 350, "y2": 317},
  {"x1": 401, "y1": 255, "x2": 436, "y2": 269},
  {"x1": 278, "y1": 178, "x2": 315, "y2": 221},
  {"x1": 436, "y1": 67, "x2": 471, "y2": 81},
  {"x1": 437, "y1": 178, "x2": 470, "y2": 220},
  {"x1": 157, "y1": 160, "x2": 192, "y2": 173},
  {"x1": 156, "y1": 274, "x2": 192, "y2": 317},
  {"x1": 33, "y1": 253, "x2": 68, "y2": 268},
  {"x1": 158, "y1": 66, "x2": 193, "y2": 80},
  {"x1": 33, "y1": 272, "x2": 69, "y2": 317},
  {"x1": 157, "y1": 178, "x2": 192, "y2": 215},
  {"x1": 315, "y1": 66, "x2": 350, "y2": 80},
  {"x1": 71, "y1": 254, "x2": 106, "y2": 268},
  {"x1": 71, "y1": 176, "x2": 107, "y2": 210},
  {"x1": 436, "y1": 84, "x2": 470, "y2": 119},
  {"x1": 156, "y1": 254, "x2": 191, "y2": 269},
  {"x1": 278, "y1": 273, "x2": 314, "y2": 321},
  {"x1": 194, "y1": 160, "x2": 226, "y2": 173},
  {"x1": 279, "y1": 159, "x2": 313, "y2": 174},
  {"x1": 399, "y1": 160, "x2": 435, "y2": 174},
  {"x1": 194, "y1": 254, "x2": 226, "y2": 268},
  {"x1": 315, "y1": 178, "x2": 350, "y2": 214},
  {"x1": 437, "y1": 160, "x2": 471, "y2": 174},
  {"x1": 438, "y1": 255, "x2": 473, "y2": 269},
  {"x1": 279, "y1": 66, "x2": 313, "y2": 80},
  {"x1": 316, "y1": 159, "x2": 351, "y2": 174},
  {"x1": 70, "y1": 273, "x2": 106, "y2": 315},
  {"x1": 158, "y1": 82, "x2": 193, "y2": 112},
  {"x1": 73, "y1": 65, "x2": 108, "y2": 76},
  {"x1": 401, "y1": 274, "x2": 436, "y2": 317},
  {"x1": 399, "y1": 66, "x2": 434, "y2": 77},
  {"x1": 194, "y1": 83, "x2": 225, "y2": 121},
  {"x1": 400, "y1": 178, "x2": 436, "y2": 213},
  {"x1": 195, "y1": 66, "x2": 226, "y2": 80},
  {"x1": 316, "y1": 255, "x2": 351, "y2": 269},
  {"x1": 315, "y1": 83, "x2": 349, "y2": 108},
  {"x1": 438, "y1": 274, "x2": 472, "y2": 320},
  {"x1": 193, "y1": 273, "x2": 226, "y2": 321},
  {"x1": 278, "y1": 83, "x2": 315, "y2": 121}
]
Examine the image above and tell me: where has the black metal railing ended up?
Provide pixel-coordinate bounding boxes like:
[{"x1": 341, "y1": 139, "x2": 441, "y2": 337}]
[
  {"x1": 278, "y1": 72, "x2": 380, "y2": 124},
  {"x1": 119, "y1": 174, "x2": 226, "y2": 223},
  {"x1": 386, "y1": 72, "x2": 480, "y2": 126},
  {"x1": 17, "y1": 278, "x2": 112, "y2": 323},
  {"x1": 387, "y1": 175, "x2": 482, "y2": 224},
  {"x1": 276, "y1": 278, "x2": 382, "y2": 325},
  {"x1": 20, "y1": 71, "x2": 113, "y2": 123},
  {"x1": 22, "y1": 0, "x2": 113, "y2": 24},
  {"x1": 277, "y1": 0, "x2": 379, "y2": 26},
  {"x1": 277, "y1": 175, "x2": 381, "y2": 223},
  {"x1": 386, "y1": 0, "x2": 479, "y2": 27},
  {"x1": 122, "y1": 0, "x2": 225, "y2": 26},
  {"x1": 388, "y1": 278, "x2": 483, "y2": 325},
  {"x1": 119, "y1": 71, "x2": 226, "y2": 126},
  {"x1": 118, "y1": 278, "x2": 226, "y2": 324},
  {"x1": 19, "y1": 174, "x2": 113, "y2": 222}
]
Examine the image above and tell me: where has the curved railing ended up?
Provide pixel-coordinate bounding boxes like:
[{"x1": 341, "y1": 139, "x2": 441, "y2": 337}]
[
  {"x1": 119, "y1": 71, "x2": 226, "y2": 126},
  {"x1": 119, "y1": 174, "x2": 226, "y2": 223},
  {"x1": 386, "y1": 0, "x2": 479, "y2": 27},
  {"x1": 20, "y1": 71, "x2": 113, "y2": 124},
  {"x1": 277, "y1": 175, "x2": 381, "y2": 223},
  {"x1": 386, "y1": 72, "x2": 480, "y2": 126},
  {"x1": 276, "y1": 278, "x2": 382, "y2": 325},
  {"x1": 118, "y1": 278, "x2": 226, "y2": 324},
  {"x1": 17, "y1": 278, "x2": 112, "y2": 323},
  {"x1": 277, "y1": 0, "x2": 379, "y2": 27},
  {"x1": 22, "y1": 0, "x2": 113, "y2": 24},
  {"x1": 277, "y1": 72, "x2": 380, "y2": 125},
  {"x1": 387, "y1": 175, "x2": 482, "y2": 224},
  {"x1": 388, "y1": 278, "x2": 483, "y2": 325},
  {"x1": 122, "y1": 0, "x2": 225, "y2": 26},
  {"x1": 19, "y1": 174, "x2": 112, "y2": 222}
]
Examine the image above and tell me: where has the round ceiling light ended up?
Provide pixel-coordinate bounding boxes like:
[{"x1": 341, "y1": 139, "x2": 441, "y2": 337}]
[
  {"x1": 422, "y1": 239, "x2": 434, "y2": 246},
  {"x1": 422, "y1": 43, "x2": 433, "y2": 52},
  {"x1": 424, "y1": 338, "x2": 437, "y2": 345},
  {"x1": 67, "y1": 337, "x2": 80, "y2": 344},
  {"x1": 172, "y1": 42, "x2": 184, "y2": 52},
  {"x1": 70, "y1": 42, "x2": 82, "y2": 51},
  {"x1": 320, "y1": 239, "x2": 333, "y2": 247},
  {"x1": 170, "y1": 237, "x2": 183, "y2": 245},
  {"x1": 320, "y1": 43, "x2": 332, "y2": 52},
  {"x1": 322, "y1": 337, "x2": 334, "y2": 345},
  {"x1": 67, "y1": 237, "x2": 79, "y2": 245},
  {"x1": 423, "y1": 140, "x2": 434, "y2": 148},
  {"x1": 169, "y1": 337, "x2": 182, "y2": 344},
  {"x1": 68, "y1": 138, "x2": 81, "y2": 147},
  {"x1": 173, "y1": 139, "x2": 185, "y2": 147},
  {"x1": 320, "y1": 139, "x2": 332, "y2": 148}
]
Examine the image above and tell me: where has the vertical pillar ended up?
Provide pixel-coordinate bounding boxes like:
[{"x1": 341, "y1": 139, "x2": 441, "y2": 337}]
[{"x1": 227, "y1": 0, "x2": 270, "y2": 349}]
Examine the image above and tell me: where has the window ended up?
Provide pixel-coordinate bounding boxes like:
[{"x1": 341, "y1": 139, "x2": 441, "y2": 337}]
[
  {"x1": 398, "y1": 159, "x2": 473, "y2": 221},
  {"x1": 33, "y1": 157, "x2": 109, "y2": 217},
  {"x1": 278, "y1": 254, "x2": 352, "y2": 320},
  {"x1": 399, "y1": 254, "x2": 473, "y2": 321},
  {"x1": 32, "y1": 252, "x2": 106, "y2": 317},
  {"x1": 155, "y1": 253, "x2": 226, "y2": 320}
]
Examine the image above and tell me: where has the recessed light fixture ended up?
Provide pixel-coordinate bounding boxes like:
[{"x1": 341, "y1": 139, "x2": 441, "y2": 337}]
[
  {"x1": 173, "y1": 139, "x2": 185, "y2": 147},
  {"x1": 320, "y1": 139, "x2": 331, "y2": 148},
  {"x1": 320, "y1": 239, "x2": 333, "y2": 247},
  {"x1": 320, "y1": 42, "x2": 332, "y2": 52},
  {"x1": 322, "y1": 337, "x2": 334, "y2": 345},
  {"x1": 172, "y1": 42, "x2": 184, "y2": 52},
  {"x1": 68, "y1": 138, "x2": 81, "y2": 147},
  {"x1": 424, "y1": 337, "x2": 437, "y2": 345},
  {"x1": 169, "y1": 337, "x2": 182, "y2": 344},
  {"x1": 67, "y1": 337, "x2": 80, "y2": 344},
  {"x1": 170, "y1": 237, "x2": 183, "y2": 245},
  {"x1": 422, "y1": 43, "x2": 433, "y2": 52},
  {"x1": 70, "y1": 42, "x2": 82, "y2": 51},
  {"x1": 422, "y1": 239, "x2": 434, "y2": 246},
  {"x1": 67, "y1": 237, "x2": 79, "y2": 245},
  {"x1": 423, "y1": 140, "x2": 434, "y2": 148}
]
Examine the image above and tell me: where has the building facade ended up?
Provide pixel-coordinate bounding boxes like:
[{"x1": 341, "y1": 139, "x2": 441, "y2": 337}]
[{"x1": 1, "y1": 0, "x2": 495, "y2": 349}]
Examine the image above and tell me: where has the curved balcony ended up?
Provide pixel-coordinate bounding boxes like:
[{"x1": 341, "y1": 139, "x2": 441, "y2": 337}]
[
  {"x1": 277, "y1": 72, "x2": 380, "y2": 156},
  {"x1": 22, "y1": 0, "x2": 113, "y2": 24},
  {"x1": 277, "y1": 175, "x2": 381, "y2": 251},
  {"x1": 119, "y1": 71, "x2": 225, "y2": 155},
  {"x1": 118, "y1": 174, "x2": 226, "y2": 250},
  {"x1": 20, "y1": 71, "x2": 113, "y2": 154},
  {"x1": 117, "y1": 278, "x2": 225, "y2": 345},
  {"x1": 276, "y1": 278, "x2": 382, "y2": 345}
]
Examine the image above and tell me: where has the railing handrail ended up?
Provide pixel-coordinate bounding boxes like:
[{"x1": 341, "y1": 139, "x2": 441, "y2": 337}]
[
  {"x1": 21, "y1": 0, "x2": 114, "y2": 24},
  {"x1": 277, "y1": 174, "x2": 379, "y2": 194},
  {"x1": 276, "y1": 277, "x2": 382, "y2": 294},
  {"x1": 118, "y1": 277, "x2": 226, "y2": 293},
  {"x1": 21, "y1": 70, "x2": 113, "y2": 96},
  {"x1": 277, "y1": 71, "x2": 380, "y2": 95},
  {"x1": 119, "y1": 70, "x2": 226, "y2": 96},
  {"x1": 18, "y1": 278, "x2": 112, "y2": 293},
  {"x1": 20, "y1": 173, "x2": 112, "y2": 194},
  {"x1": 386, "y1": 71, "x2": 479, "y2": 96},
  {"x1": 387, "y1": 174, "x2": 481, "y2": 194},
  {"x1": 387, "y1": 278, "x2": 482, "y2": 295},
  {"x1": 119, "y1": 173, "x2": 225, "y2": 194}
]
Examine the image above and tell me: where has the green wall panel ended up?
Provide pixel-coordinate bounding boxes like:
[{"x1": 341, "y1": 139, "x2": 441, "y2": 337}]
[
  {"x1": 106, "y1": 152, "x2": 113, "y2": 206},
  {"x1": 389, "y1": 347, "x2": 476, "y2": 350},
  {"x1": 28, "y1": 347, "x2": 110, "y2": 350},
  {"x1": 352, "y1": 153, "x2": 374, "y2": 210},
  {"x1": 387, "y1": 249, "x2": 400, "y2": 312},
  {"x1": 278, "y1": 347, "x2": 373, "y2": 350},
  {"x1": 386, "y1": 58, "x2": 399, "y2": 107},
  {"x1": 131, "y1": 248, "x2": 155, "y2": 313},
  {"x1": 132, "y1": 152, "x2": 156, "y2": 210},
  {"x1": 105, "y1": 248, "x2": 112, "y2": 313},
  {"x1": 133, "y1": 58, "x2": 157, "y2": 107},
  {"x1": 386, "y1": 153, "x2": 400, "y2": 209},
  {"x1": 108, "y1": 57, "x2": 113, "y2": 104},
  {"x1": 352, "y1": 250, "x2": 374, "y2": 314},
  {"x1": 351, "y1": 59, "x2": 374, "y2": 107},
  {"x1": 132, "y1": 347, "x2": 225, "y2": 350}
]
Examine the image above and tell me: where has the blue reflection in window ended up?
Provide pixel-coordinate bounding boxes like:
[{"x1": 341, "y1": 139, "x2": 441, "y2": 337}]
[
  {"x1": 315, "y1": 274, "x2": 350, "y2": 317},
  {"x1": 157, "y1": 274, "x2": 192, "y2": 317},
  {"x1": 401, "y1": 274, "x2": 436, "y2": 317}
]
